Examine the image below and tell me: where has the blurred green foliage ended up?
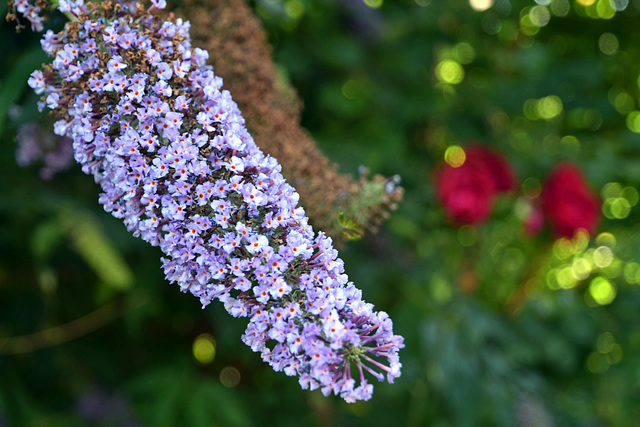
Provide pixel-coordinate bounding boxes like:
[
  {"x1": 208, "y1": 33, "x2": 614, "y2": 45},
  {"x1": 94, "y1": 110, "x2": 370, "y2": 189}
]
[{"x1": 2, "y1": 0, "x2": 640, "y2": 425}]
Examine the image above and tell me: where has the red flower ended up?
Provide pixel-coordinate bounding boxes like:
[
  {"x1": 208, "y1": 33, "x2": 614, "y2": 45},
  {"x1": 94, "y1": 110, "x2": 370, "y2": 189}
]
[
  {"x1": 541, "y1": 163, "x2": 600, "y2": 239},
  {"x1": 435, "y1": 146, "x2": 515, "y2": 225},
  {"x1": 464, "y1": 146, "x2": 516, "y2": 193}
]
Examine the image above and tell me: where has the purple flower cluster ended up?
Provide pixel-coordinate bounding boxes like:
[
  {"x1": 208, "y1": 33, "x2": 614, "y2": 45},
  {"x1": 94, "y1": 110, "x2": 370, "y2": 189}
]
[
  {"x1": 7, "y1": 0, "x2": 46, "y2": 32},
  {"x1": 27, "y1": 1, "x2": 403, "y2": 402},
  {"x1": 16, "y1": 122, "x2": 74, "y2": 180}
]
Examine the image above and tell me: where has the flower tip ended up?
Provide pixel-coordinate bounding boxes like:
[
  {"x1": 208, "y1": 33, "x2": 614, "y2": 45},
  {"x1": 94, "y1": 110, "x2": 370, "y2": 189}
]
[{"x1": 150, "y1": 0, "x2": 167, "y2": 10}]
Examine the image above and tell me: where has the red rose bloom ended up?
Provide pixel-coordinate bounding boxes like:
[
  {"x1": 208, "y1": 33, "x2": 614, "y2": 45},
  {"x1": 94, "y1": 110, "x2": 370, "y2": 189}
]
[
  {"x1": 435, "y1": 146, "x2": 515, "y2": 225},
  {"x1": 464, "y1": 146, "x2": 516, "y2": 193},
  {"x1": 541, "y1": 164, "x2": 600, "y2": 238}
]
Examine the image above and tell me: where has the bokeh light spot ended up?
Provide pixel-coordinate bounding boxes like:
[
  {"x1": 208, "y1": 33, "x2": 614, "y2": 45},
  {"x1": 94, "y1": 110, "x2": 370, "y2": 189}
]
[
  {"x1": 220, "y1": 366, "x2": 241, "y2": 388},
  {"x1": 193, "y1": 333, "x2": 216, "y2": 364},
  {"x1": 589, "y1": 276, "x2": 616, "y2": 305},
  {"x1": 444, "y1": 145, "x2": 466, "y2": 167},
  {"x1": 431, "y1": 276, "x2": 453, "y2": 303},
  {"x1": 553, "y1": 238, "x2": 574, "y2": 260},
  {"x1": 551, "y1": 0, "x2": 570, "y2": 16},
  {"x1": 623, "y1": 262, "x2": 640, "y2": 284},
  {"x1": 482, "y1": 13, "x2": 502, "y2": 34},
  {"x1": 593, "y1": 246, "x2": 614, "y2": 268},
  {"x1": 595, "y1": 332, "x2": 623, "y2": 364},
  {"x1": 557, "y1": 266, "x2": 578, "y2": 289},
  {"x1": 537, "y1": 95, "x2": 563, "y2": 119},
  {"x1": 609, "y1": 198, "x2": 631, "y2": 219},
  {"x1": 363, "y1": 0, "x2": 383, "y2": 8},
  {"x1": 567, "y1": 108, "x2": 602, "y2": 130},
  {"x1": 574, "y1": 229, "x2": 591, "y2": 253},
  {"x1": 572, "y1": 257, "x2": 592, "y2": 280},
  {"x1": 595, "y1": 0, "x2": 616, "y2": 19},
  {"x1": 610, "y1": 0, "x2": 628, "y2": 11},
  {"x1": 598, "y1": 33, "x2": 618, "y2": 55},
  {"x1": 560, "y1": 135, "x2": 580, "y2": 148},
  {"x1": 607, "y1": 344, "x2": 623, "y2": 364},
  {"x1": 576, "y1": 0, "x2": 596, "y2": 5},
  {"x1": 612, "y1": 92, "x2": 634, "y2": 114},
  {"x1": 595, "y1": 232, "x2": 616, "y2": 247},
  {"x1": 522, "y1": 177, "x2": 542, "y2": 199},
  {"x1": 602, "y1": 200, "x2": 614, "y2": 219},
  {"x1": 524, "y1": 96, "x2": 564, "y2": 120},
  {"x1": 452, "y1": 42, "x2": 476, "y2": 64},
  {"x1": 520, "y1": 12, "x2": 540, "y2": 36},
  {"x1": 597, "y1": 332, "x2": 616, "y2": 353},
  {"x1": 602, "y1": 182, "x2": 622, "y2": 199},
  {"x1": 546, "y1": 268, "x2": 560, "y2": 290},
  {"x1": 284, "y1": 0, "x2": 305, "y2": 19},
  {"x1": 626, "y1": 111, "x2": 640, "y2": 132},
  {"x1": 469, "y1": 0, "x2": 494, "y2": 11},
  {"x1": 529, "y1": 6, "x2": 551, "y2": 27},
  {"x1": 623, "y1": 186, "x2": 639, "y2": 206},
  {"x1": 601, "y1": 258, "x2": 622, "y2": 279},
  {"x1": 436, "y1": 60, "x2": 465, "y2": 84},
  {"x1": 342, "y1": 79, "x2": 360, "y2": 100}
]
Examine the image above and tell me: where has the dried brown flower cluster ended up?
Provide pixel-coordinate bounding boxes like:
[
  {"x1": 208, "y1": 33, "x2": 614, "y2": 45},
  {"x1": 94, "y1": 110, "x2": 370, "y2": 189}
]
[{"x1": 172, "y1": 0, "x2": 403, "y2": 243}]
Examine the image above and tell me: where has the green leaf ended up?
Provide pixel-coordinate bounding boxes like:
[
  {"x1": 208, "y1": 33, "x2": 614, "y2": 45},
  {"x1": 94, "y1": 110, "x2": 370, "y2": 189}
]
[
  {"x1": 61, "y1": 211, "x2": 134, "y2": 293},
  {"x1": 336, "y1": 211, "x2": 364, "y2": 241},
  {"x1": 30, "y1": 220, "x2": 64, "y2": 262},
  {"x1": 0, "y1": 47, "x2": 48, "y2": 134}
]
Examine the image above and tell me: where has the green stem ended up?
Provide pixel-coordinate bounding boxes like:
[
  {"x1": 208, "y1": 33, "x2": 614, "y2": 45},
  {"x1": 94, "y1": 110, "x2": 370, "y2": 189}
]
[
  {"x1": 49, "y1": 0, "x2": 78, "y2": 21},
  {"x1": 0, "y1": 298, "x2": 144, "y2": 354}
]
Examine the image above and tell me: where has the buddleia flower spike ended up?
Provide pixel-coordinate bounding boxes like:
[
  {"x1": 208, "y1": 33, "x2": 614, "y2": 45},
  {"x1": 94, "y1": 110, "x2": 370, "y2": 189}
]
[{"x1": 21, "y1": 0, "x2": 403, "y2": 402}]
